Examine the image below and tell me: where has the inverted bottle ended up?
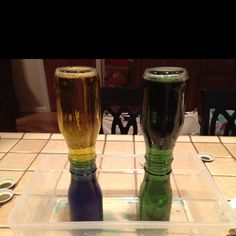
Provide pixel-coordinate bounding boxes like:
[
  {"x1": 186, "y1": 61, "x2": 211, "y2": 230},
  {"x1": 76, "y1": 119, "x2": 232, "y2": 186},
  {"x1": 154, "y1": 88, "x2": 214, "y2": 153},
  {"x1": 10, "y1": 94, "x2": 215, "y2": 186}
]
[
  {"x1": 139, "y1": 67, "x2": 189, "y2": 221},
  {"x1": 55, "y1": 66, "x2": 103, "y2": 221},
  {"x1": 68, "y1": 169, "x2": 103, "y2": 221}
]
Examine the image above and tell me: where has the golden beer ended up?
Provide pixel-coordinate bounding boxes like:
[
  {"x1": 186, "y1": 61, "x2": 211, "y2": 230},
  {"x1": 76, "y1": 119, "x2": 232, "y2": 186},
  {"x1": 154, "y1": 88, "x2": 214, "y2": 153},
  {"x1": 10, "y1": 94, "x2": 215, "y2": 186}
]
[
  {"x1": 55, "y1": 66, "x2": 101, "y2": 174},
  {"x1": 55, "y1": 66, "x2": 103, "y2": 221}
]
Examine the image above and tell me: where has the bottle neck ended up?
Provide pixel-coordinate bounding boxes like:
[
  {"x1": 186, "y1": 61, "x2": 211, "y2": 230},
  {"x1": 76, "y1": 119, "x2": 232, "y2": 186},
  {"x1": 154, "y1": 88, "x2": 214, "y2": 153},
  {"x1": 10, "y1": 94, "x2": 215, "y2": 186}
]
[
  {"x1": 144, "y1": 170, "x2": 171, "y2": 182},
  {"x1": 69, "y1": 154, "x2": 96, "y2": 175},
  {"x1": 70, "y1": 168, "x2": 97, "y2": 181},
  {"x1": 145, "y1": 146, "x2": 173, "y2": 176}
]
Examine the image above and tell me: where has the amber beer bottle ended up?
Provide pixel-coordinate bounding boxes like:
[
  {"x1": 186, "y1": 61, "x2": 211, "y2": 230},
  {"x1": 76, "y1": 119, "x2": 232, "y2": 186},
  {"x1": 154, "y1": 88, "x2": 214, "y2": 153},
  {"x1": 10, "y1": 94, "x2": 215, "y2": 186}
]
[
  {"x1": 55, "y1": 66, "x2": 103, "y2": 221},
  {"x1": 138, "y1": 67, "x2": 189, "y2": 221}
]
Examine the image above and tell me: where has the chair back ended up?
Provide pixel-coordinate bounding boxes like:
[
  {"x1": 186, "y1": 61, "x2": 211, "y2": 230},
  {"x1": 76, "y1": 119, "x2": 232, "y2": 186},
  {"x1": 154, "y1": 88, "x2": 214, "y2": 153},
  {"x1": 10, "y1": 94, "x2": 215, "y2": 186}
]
[
  {"x1": 200, "y1": 89, "x2": 236, "y2": 136},
  {"x1": 100, "y1": 87, "x2": 141, "y2": 134}
]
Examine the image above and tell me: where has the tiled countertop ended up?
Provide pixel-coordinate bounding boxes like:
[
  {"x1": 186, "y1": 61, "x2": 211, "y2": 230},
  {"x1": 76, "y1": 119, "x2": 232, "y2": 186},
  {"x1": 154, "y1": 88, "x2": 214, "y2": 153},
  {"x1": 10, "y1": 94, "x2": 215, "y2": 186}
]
[{"x1": 0, "y1": 132, "x2": 236, "y2": 235}]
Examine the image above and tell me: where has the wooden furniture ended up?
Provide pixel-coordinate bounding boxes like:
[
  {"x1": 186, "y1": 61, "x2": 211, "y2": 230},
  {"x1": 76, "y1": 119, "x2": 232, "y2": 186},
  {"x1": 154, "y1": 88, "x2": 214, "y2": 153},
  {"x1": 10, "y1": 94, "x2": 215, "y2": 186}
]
[
  {"x1": 133, "y1": 59, "x2": 236, "y2": 112},
  {"x1": 43, "y1": 59, "x2": 236, "y2": 114},
  {"x1": 100, "y1": 87, "x2": 141, "y2": 134},
  {"x1": 0, "y1": 60, "x2": 17, "y2": 131},
  {"x1": 200, "y1": 89, "x2": 236, "y2": 136}
]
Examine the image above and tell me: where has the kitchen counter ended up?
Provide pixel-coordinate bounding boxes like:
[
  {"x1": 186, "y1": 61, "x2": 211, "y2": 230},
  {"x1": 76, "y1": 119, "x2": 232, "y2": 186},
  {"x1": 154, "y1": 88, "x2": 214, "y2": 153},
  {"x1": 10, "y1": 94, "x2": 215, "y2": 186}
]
[{"x1": 0, "y1": 133, "x2": 236, "y2": 235}]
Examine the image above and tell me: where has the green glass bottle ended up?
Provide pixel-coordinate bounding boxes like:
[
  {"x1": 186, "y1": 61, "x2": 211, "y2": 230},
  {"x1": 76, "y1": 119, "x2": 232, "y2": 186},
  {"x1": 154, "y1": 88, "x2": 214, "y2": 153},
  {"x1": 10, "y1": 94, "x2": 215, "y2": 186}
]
[{"x1": 138, "y1": 67, "x2": 189, "y2": 221}]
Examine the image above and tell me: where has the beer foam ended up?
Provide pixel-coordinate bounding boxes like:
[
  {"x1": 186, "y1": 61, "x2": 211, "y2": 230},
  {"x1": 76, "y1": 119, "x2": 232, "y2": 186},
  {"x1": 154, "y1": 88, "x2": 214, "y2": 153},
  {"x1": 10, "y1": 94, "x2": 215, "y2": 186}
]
[
  {"x1": 144, "y1": 67, "x2": 188, "y2": 82},
  {"x1": 55, "y1": 66, "x2": 97, "y2": 79}
]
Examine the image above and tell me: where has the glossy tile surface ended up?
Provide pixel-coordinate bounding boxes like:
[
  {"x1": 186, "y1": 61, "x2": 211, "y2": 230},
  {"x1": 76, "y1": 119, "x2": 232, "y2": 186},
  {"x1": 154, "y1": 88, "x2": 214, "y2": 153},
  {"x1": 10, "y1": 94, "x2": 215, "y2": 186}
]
[
  {"x1": 173, "y1": 143, "x2": 197, "y2": 155},
  {"x1": 213, "y1": 176, "x2": 236, "y2": 200},
  {"x1": 0, "y1": 153, "x2": 36, "y2": 170},
  {"x1": 134, "y1": 141, "x2": 145, "y2": 154},
  {"x1": 23, "y1": 133, "x2": 51, "y2": 139},
  {"x1": 104, "y1": 141, "x2": 134, "y2": 154},
  {"x1": 106, "y1": 134, "x2": 133, "y2": 141},
  {"x1": 0, "y1": 132, "x2": 236, "y2": 234},
  {"x1": 191, "y1": 135, "x2": 220, "y2": 143},
  {"x1": 0, "y1": 139, "x2": 19, "y2": 152},
  {"x1": 41, "y1": 140, "x2": 68, "y2": 153},
  {"x1": 134, "y1": 135, "x2": 144, "y2": 142},
  {"x1": 193, "y1": 143, "x2": 231, "y2": 157},
  {"x1": 10, "y1": 139, "x2": 47, "y2": 153},
  {"x1": 177, "y1": 135, "x2": 191, "y2": 142},
  {"x1": 219, "y1": 136, "x2": 236, "y2": 143},
  {"x1": 96, "y1": 141, "x2": 105, "y2": 154},
  {"x1": 28, "y1": 153, "x2": 68, "y2": 171},
  {"x1": 50, "y1": 133, "x2": 64, "y2": 140},
  {"x1": 0, "y1": 170, "x2": 24, "y2": 184},
  {"x1": 0, "y1": 229, "x2": 14, "y2": 236},
  {"x1": 0, "y1": 132, "x2": 23, "y2": 139},
  {"x1": 205, "y1": 157, "x2": 236, "y2": 175},
  {"x1": 0, "y1": 153, "x2": 5, "y2": 160},
  {"x1": 14, "y1": 171, "x2": 34, "y2": 194},
  {"x1": 224, "y1": 143, "x2": 236, "y2": 157},
  {"x1": 102, "y1": 156, "x2": 134, "y2": 169}
]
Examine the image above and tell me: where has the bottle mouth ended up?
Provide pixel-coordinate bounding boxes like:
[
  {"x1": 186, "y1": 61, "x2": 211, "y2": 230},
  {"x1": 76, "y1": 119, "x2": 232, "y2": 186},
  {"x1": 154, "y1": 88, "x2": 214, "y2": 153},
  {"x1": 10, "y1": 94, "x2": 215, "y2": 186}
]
[
  {"x1": 143, "y1": 66, "x2": 188, "y2": 82},
  {"x1": 55, "y1": 66, "x2": 97, "y2": 79}
]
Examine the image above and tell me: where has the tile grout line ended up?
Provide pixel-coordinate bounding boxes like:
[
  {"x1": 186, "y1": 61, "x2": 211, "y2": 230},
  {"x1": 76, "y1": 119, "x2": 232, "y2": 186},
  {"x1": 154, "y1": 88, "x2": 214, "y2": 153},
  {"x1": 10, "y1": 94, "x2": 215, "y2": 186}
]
[
  {"x1": 189, "y1": 135, "x2": 221, "y2": 144},
  {"x1": 0, "y1": 152, "x2": 7, "y2": 161},
  {"x1": 171, "y1": 173, "x2": 182, "y2": 199},
  {"x1": 12, "y1": 136, "x2": 52, "y2": 195},
  {"x1": 15, "y1": 137, "x2": 51, "y2": 174},
  {"x1": 189, "y1": 135, "x2": 200, "y2": 154},
  {"x1": 3, "y1": 134, "x2": 24, "y2": 154},
  {"x1": 189, "y1": 136, "x2": 231, "y2": 157},
  {"x1": 189, "y1": 135, "x2": 219, "y2": 177},
  {"x1": 13, "y1": 135, "x2": 69, "y2": 196},
  {"x1": 0, "y1": 133, "x2": 26, "y2": 196},
  {"x1": 212, "y1": 173, "x2": 236, "y2": 177},
  {"x1": 219, "y1": 138, "x2": 236, "y2": 161},
  {"x1": 26, "y1": 137, "x2": 51, "y2": 171},
  {"x1": 102, "y1": 134, "x2": 107, "y2": 154},
  {"x1": 49, "y1": 133, "x2": 53, "y2": 140},
  {"x1": 97, "y1": 134, "x2": 107, "y2": 180}
]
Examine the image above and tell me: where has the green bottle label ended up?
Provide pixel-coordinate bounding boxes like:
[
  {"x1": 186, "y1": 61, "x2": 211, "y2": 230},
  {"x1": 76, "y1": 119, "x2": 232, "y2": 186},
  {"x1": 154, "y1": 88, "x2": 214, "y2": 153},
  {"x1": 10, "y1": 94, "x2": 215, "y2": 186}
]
[{"x1": 145, "y1": 146, "x2": 173, "y2": 176}]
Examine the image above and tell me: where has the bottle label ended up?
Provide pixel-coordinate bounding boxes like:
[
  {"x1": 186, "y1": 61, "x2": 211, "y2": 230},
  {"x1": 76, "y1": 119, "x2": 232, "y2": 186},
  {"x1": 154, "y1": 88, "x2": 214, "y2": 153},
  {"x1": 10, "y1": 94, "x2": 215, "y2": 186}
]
[{"x1": 145, "y1": 146, "x2": 173, "y2": 176}]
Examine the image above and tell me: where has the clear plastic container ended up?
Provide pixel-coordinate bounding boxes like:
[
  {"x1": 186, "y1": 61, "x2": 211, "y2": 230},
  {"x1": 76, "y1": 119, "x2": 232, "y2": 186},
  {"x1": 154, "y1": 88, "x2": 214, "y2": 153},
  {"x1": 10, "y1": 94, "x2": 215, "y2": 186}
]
[{"x1": 8, "y1": 153, "x2": 236, "y2": 236}]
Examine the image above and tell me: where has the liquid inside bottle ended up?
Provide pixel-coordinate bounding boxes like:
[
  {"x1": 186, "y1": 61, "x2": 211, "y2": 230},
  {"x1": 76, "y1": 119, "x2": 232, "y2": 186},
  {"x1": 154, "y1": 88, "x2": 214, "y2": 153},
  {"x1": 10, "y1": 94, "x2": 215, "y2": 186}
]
[
  {"x1": 138, "y1": 170, "x2": 172, "y2": 221},
  {"x1": 139, "y1": 67, "x2": 188, "y2": 221},
  {"x1": 55, "y1": 66, "x2": 103, "y2": 222},
  {"x1": 68, "y1": 169, "x2": 103, "y2": 221}
]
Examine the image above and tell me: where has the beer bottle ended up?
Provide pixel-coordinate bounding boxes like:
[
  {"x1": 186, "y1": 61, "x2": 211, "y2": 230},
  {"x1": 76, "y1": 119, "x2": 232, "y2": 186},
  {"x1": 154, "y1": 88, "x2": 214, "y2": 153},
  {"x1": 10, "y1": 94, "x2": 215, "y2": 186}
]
[
  {"x1": 68, "y1": 169, "x2": 103, "y2": 221},
  {"x1": 55, "y1": 66, "x2": 103, "y2": 221},
  {"x1": 138, "y1": 67, "x2": 189, "y2": 221}
]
